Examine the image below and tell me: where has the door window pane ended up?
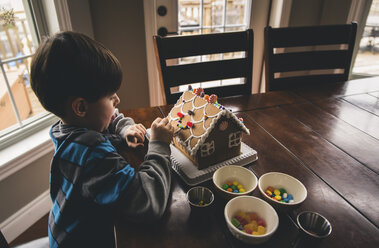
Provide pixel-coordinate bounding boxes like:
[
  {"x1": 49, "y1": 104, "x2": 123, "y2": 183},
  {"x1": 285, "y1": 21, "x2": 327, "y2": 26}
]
[
  {"x1": 203, "y1": 0, "x2": 224, "y2": 27},
  {"x1": 226, "y1": 0, "x2": 246, "y2": 25}
]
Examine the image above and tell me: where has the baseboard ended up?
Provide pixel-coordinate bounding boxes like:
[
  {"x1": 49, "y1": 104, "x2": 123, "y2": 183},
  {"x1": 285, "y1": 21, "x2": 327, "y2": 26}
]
[{"x1": 0, "y1": 190, "x2": 51, "y2": 243}]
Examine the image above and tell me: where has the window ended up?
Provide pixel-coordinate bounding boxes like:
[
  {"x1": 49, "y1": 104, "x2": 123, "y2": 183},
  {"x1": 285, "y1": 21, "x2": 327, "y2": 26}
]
[
  {"x1": 200, "y1": 140, "x2": 215, "y2": 157},
  {"x1": 228, "y1": 131, "x2": 241, "y2": 148},
  {"x1": 177, "y1": 0, "x2": 252, "y2": 92},
  {"x1": 0, "y1": 0, "x2": 56, "y2": 149},
  {"x1": 352, "y1": 0, "x2": 379, "y2": 76}
]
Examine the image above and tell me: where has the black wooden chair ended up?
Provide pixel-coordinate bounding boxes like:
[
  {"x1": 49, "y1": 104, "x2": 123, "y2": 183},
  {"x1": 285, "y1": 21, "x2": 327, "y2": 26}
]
[
  {"x1": 264, "y1": 22, "x2": 357, "y2": 91},
  {"x1": 0, "y1": 229, "x2": 48, "y2": 248},
  {"x1": 153, "y1": 29, "x2": 254, "y2": 104}
]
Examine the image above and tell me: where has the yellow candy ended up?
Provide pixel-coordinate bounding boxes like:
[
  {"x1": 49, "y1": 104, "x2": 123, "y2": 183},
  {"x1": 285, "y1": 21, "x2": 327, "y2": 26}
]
[
  {"x1": 237, "y1": 184, "x2": 243, "y2": 189},
  {"x1": 257, "y1": 225, "x2": 266, "y2": 235},
  {"x1": 251, "y1": 220, "x2": 258, "y2": 232},
  {"x1": 236, "y1": 211, "x2": 247, "y2": 219},
  {"x1": 266, "y1": 190, "x2": 272, "y2": 196},
  {"x1": 274, "y1": 189, "x2": 281, "y2": 196},
  {"x1": 275, "y1": 195, "x2": 282, "y2": 200},
  {"x1": 233, "y1": 181, "x2": 238, "y2": 186},
  {"x1": 239, "y1": 188, "x2": 245, "y2": 193},
  {"x1": 244, "y1": 223, "x2": 254, "y2": 231},
  {"x1": 252, "y1": 231, "x2": 260, "y2": 235}
]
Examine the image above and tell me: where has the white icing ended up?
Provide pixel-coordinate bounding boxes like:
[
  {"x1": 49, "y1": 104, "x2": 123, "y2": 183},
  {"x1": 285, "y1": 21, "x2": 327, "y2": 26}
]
[
  {"x1": 228, "y1": 131, "x2": 242, "y2": 148},
  {"x1": 200, "y1": 140, "x2": 215, "y2": 157}
]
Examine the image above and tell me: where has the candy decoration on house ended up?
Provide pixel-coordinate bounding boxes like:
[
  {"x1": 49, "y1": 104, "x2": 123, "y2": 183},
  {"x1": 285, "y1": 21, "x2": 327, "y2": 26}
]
[
  {"x1": 167, "y1": 87, "x2": 250, "y2": 169},
  {"x1": 194, "y1": 87, "x2": 204, "y2": 96},
  {"x1": 209, "y1": 94, "x2": 217, "y2": 103}
]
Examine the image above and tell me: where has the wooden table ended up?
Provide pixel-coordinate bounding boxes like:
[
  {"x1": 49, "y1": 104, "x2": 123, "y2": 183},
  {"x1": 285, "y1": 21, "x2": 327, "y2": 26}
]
[{"x1": 117, "y1": 76, "x2": 379, "y2": 248}]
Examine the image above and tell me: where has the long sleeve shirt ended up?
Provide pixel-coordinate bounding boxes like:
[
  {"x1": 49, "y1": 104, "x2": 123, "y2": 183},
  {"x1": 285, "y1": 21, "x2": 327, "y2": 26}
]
[{"x1": 48, "y1": 110, "x2": 171, "y2": 248}]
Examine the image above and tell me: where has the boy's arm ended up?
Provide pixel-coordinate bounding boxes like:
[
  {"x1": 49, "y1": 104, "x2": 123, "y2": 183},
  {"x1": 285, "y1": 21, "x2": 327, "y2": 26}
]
[
  {"x1": 108, "y1": 108, "x2": 136, "y2": 139},
  {"x1": 80, "y1": 135, "x2": 171, "y2": 221},
  {"x1": 120, "y1": 140, "x2": 171, "y2": 221}
]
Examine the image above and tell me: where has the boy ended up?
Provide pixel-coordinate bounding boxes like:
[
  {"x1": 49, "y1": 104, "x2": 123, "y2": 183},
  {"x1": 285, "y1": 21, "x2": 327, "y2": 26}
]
[{"x1": 30, "y1": 31, "x2": 174, "y2": 248}]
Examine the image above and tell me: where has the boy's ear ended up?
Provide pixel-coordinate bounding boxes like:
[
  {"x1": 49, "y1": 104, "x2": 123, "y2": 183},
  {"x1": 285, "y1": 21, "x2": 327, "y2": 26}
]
[{"x1": 71, "y1": 97, "x2": 88, "y2": 117}]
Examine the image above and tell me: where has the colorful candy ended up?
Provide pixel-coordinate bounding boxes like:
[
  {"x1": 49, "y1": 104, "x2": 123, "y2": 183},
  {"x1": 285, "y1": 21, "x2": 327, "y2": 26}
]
[
  {"x1": 209, "y1": 94, "x2": 217, "y2": 103},
  {"x1": 265, "y1": 186, "x2": 294, "y2": 203},
  {"x1": 222, "y1": 181, "x2": 245, "y2": 193},
  {"x1": 194, "y1": 87, "x2": 204, "y2": 96},
  {"x1": 197, "y1": 200, "x2": 208, "y2": 206},
  {"x1": 231, "y1": 211, "x2": 266, "y2": 236}
]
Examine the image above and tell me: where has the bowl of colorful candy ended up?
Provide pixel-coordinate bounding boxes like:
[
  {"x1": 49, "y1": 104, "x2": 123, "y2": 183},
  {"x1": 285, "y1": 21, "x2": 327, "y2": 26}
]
[
  {"x1": 258, "y1": 172, "x2": 307, "y2": 212},
  {"x1": 224, "y1": 196, "x2": 279, "y2": 244},
  {"x1": 213, "y1": 165, "x2": 258, "y2": 200}
]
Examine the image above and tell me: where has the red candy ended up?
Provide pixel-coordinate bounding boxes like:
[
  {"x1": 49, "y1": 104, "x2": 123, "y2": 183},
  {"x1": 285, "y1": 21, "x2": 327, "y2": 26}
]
[
  {"x1": 209, "y1": 94, "x2": 217, "y2": 103},
  {"x1": 195, "y1": 88, "x2": 204, "y2": 96},
  {"x1": 177, "y1": 112, "x2": 183, "y2": 118}
]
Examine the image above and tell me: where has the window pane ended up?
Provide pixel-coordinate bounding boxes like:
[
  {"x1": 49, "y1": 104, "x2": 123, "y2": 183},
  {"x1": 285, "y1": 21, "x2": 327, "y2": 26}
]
[
  {"x1": 226, "y1": 0, "x2": 247, "y2": 25},
  {"x1": 203, "y1": 0, "x2": 224, "y2": 27},
  {"x1": 353, "y1": 0, "x2": 379, "y2": 75},
  {"x1": 179, "y1": 0, "x2": 201, "y2": 29},
  {"x1": 0, "y1": 1, "x2": 44, "y2": 134},
  {"x1": 0, "y1": 67, "x2": 18, "y2": 132}
]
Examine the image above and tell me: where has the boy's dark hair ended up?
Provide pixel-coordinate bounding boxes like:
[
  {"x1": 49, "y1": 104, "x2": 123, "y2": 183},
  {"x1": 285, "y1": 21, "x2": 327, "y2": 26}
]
[{"x1": 30, "y1": 31, "x2": 122, "y2": 118}]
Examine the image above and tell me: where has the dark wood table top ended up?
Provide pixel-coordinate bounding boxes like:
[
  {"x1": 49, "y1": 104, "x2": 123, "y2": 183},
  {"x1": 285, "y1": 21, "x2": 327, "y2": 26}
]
[{"x1": 118, "y1": 76, "x2": 379, "y2": 248}]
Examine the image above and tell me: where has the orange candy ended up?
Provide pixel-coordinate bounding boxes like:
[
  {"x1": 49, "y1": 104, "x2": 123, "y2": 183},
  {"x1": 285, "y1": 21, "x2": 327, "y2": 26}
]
[
  {"x1": 227, "y1": 188, "x2": 233, "y2": 192},
  {"x1": 250, "y1": 213, "x2": 257, "y2": 221}
]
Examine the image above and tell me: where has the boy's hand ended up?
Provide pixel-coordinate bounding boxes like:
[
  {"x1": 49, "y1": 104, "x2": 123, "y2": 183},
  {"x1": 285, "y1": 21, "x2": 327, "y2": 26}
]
[
  {"x1": 125, "y1": 124, "x2": 147, "y2": 148},
  {"x1": 150, "y1": 117, "x2": 174, "y2": 144}
]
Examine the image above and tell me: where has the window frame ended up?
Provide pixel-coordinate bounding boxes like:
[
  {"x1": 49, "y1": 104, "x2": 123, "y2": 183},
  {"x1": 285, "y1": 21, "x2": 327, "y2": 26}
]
[
  {"x1": 200, "y1": 140, "x2": 215, "y2": 157},
  {"x1": 228, "y1": 131, "x2": 241, "y2": 148},
  {"x1": 0, "y1": 0, "x2": 58, "y2": 151}
]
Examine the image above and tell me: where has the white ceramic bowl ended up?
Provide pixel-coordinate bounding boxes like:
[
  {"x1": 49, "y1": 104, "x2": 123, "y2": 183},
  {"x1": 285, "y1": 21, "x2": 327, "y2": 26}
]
[
  {"x1": 258, "y1": 172, "x2": 307, "y2": 212},
  {"x1": 213, "y1": 165, "x2": 258, "y2": 200},
  {"x1": 224, "y1": 196, "x2": 279, "y2": 244}
]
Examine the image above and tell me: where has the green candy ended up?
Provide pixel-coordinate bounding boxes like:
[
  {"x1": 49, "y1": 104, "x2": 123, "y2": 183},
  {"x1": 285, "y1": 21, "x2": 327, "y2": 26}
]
[
  {"x1": 231, "y1": 218, "x2": 240, "y2": 228},
  {"x1": 279, "y1": 188, "x2": 287, "y2": 195},
  {"x1": 231, "y1": 185, "x2": 237, "y2": 190},
  {"x1": 222, "y1": 184, "x2": 229, "y2": 190}
]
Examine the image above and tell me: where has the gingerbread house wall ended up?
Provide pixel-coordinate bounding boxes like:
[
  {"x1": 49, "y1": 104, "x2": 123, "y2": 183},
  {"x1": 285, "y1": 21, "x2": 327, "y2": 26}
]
[{"x1": 196, "y1": 116, "x2": 242, "y2": 169}]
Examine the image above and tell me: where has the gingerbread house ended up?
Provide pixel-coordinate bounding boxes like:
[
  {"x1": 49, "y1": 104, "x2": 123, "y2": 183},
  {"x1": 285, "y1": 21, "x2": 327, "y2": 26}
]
[{"x1": 168, "y1": 88, "x2": 250, "y2": 169}]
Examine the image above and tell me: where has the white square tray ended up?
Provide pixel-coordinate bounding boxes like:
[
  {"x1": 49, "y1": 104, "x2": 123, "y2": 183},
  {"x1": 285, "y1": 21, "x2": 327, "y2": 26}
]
[
  {"x1": 145, "y1": 129, "x2": 258, "y2": 186},
  {"x1": 170, "y1": 142, "x2": 258, "y2": 186}
]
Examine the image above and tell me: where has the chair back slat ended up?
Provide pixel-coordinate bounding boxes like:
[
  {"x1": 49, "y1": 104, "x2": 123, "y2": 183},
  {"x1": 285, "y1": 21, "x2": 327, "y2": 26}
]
[
  {"x1": 165, "y1": 59, "x2": 250, "y2": 87},
  {"x1": 157, "y1": 31, "x2": 251, "y2": 59},
  {"x1": 265, "y1": 23, "x2": 357, "y2": 91},
  {"x1": 271, "y1": 74, "x2": 346, "y2": 91},
  {"x1": 154, "y1": 29, "x2": 253, "y2": 104},
  {"x1": 271, "y1": 50, "x2": 350, "y2": 72},
  {"x1": 269, "y1": 24, "x2": 356, "y2": 47}
]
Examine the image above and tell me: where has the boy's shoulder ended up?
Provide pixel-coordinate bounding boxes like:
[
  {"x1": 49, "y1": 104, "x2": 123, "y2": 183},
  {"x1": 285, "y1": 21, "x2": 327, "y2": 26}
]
[{"x1": 70, "y1": 129, "x2": 108, "y2": 147}]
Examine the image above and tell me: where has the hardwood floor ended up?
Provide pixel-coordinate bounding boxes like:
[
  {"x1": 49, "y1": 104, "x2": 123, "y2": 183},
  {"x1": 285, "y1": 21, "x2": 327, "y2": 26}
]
[{"x1": 9, "y1": 214, "x2": 48, "y2": 247}]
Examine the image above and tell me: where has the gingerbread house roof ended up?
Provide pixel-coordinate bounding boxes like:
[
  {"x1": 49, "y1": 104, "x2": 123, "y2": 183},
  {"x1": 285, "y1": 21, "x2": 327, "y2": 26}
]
[{"x1": 168, "y1": 90, "x2": 250, "y2": 157}]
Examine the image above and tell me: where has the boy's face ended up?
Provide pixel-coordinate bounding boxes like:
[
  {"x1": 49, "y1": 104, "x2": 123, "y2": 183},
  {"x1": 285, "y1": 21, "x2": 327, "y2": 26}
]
[{"x1": 85, "y1": 93, "x2": 120, "y2": 132}]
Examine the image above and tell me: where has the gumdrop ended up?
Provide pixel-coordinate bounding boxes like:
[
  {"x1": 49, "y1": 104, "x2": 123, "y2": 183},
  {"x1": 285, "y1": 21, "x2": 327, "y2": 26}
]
[
  {"x1": 231, "y1": 218, "x2": 240, "y2": 228},
  {"x1": 257, "y1": 225, "x2": 266, "y2": 235}
]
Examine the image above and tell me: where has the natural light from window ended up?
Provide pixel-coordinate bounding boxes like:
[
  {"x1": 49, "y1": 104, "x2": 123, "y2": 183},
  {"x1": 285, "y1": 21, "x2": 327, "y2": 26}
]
[
  {"x1": 353, "y1": 0, "x2": 379, "y2": 76},
  {"x1": 0, "y1": 0, "x2": 47, "y2": 138}
]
